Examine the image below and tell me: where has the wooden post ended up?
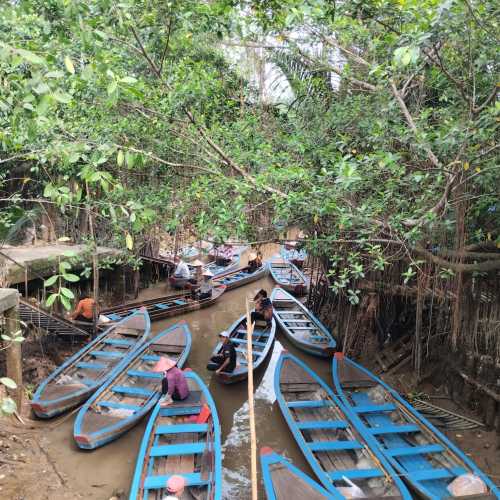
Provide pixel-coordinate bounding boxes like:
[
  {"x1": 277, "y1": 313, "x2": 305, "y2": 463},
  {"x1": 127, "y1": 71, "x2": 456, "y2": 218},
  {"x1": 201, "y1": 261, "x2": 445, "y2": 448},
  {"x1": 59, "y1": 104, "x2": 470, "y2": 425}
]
[
  {"x1": 1, "y1": 289, "x2": 22, "y2": 408},
  {"x1": 245, "y1": 299, "x2": 258, "y2": 500}
]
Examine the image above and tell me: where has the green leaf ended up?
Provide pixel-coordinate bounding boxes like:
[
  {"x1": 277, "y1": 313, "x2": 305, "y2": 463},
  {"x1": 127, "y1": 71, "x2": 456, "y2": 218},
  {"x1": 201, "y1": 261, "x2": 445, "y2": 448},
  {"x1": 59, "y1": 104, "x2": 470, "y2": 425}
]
[
  {"x1": 45, "y1": 70, "x2": 64, "y2": 79},
  {"x1": 62, "y1": 273, "x2": 80, "y2": 283},
  {"x1": 33, "y1": 82, "x2": 50, "y2": 95},
  {"x1": 1, "y1": 334, "x2": 12, "y2": 341},
  {"x1": 126, "y1": 232, "x2": 133, "y2": 250},
  {"x1": 59, "y1": 261, "x2": 71, "y2": 273},
  {"x1": 64, "y1": 56, "x2": 75, "y2": 74},
  {"x1": 107, "y1": 80, "x2": 118, "y2": 95},
  {"x1": 125, "y1": 152, "x2": 135, "y2": 168},
  {"x1": 17, "y1": 48, "x2": 46, "y2": 65},
  {"x1": 117, "y1": 150, "x2": 124, "y2": 167},
  {"x1": 60, "y1": 295, "x2": 71, "y2": 311},
  {"x1": 0, "y1": 377, "x2": 18, "y2": 390},
  {"x1": 44, "y1": 275, "x2": 58, "y2": 287},
  {"x1": 60, "y1": 287, "x2": 75, "y2": 299},
  {"x1": 46, "y1": 293, "x2": 58, "y2": 307},
  {"x1": 52, "y1": 91, "x2": 72, "y2": 104},
  {"x1": 120, "y1": 76, "x2": 137, "y2": 84},
  {"x1": 1, "y1": 397, "x2": 17, "y2": 415}
]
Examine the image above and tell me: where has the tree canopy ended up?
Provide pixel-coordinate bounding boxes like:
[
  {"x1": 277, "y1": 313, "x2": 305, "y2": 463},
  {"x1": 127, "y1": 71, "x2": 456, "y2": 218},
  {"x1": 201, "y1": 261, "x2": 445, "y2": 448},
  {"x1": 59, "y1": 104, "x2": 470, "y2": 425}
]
[{"x1": 0, "y1": 0, "x2": 498, "y2": 286}]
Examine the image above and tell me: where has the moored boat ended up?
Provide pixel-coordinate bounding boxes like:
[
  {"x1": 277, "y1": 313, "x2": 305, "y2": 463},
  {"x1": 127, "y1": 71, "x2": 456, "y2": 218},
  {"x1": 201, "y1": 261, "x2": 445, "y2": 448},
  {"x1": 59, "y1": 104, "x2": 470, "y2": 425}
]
[
  {"x1": 260, "y1": 447, "x2": 333, "y2": 499},
  {"x1": 31, "y1": 309, "x2": 151, "y2": 419},
  {"x1": 275, "y1": 352, "x2": 411, "y2": 498},
  {"x1": 210, "y1": 313, "x2": 276, "y2": 384},
  {"x1": 212, "y1": 262, "x2": 269, "y2": 291},
  {"x1": 280, "y1": 245, "x2": 307, "y2": 268},
  {"x1": 202, "y1": 254, "x2": 241, "y2": 278},
  {"x1": 271, "y1": 287, "x2": 335, "y2": 357},
  {"x1": 269, "y1": 259, "x2": 309, "y2": 295},
  {"x1": 332, "y1": 354, "x2": 500, "y2": 499},
  {"x1": 100, "y1": 286, "x2": 226, "y2": 323},
  {"x1": 74, "y1": 321, "x2": 191, "y2": 449},
  {"x1": 129, "y1": 371, "x2": 222, "y2": 500}
]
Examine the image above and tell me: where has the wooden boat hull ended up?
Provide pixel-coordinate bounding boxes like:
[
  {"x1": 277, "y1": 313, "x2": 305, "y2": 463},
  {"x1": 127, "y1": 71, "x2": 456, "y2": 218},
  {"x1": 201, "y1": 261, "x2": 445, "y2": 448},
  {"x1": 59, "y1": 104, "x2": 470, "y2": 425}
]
[
  {"x1": 275, "y1": 352, "x2": 411, "y2": 498},
  {"x1": 74, "y1": 321, "x2": 191, "y2": 449},
  {"x1": 212, "y1": 263, "x2": 269, "y2": 291},
  {"x1": 202, "y1": 255, "x2": 240, "y2": 278},
  {"x1": 269, "y1": 259, "x2": 309, "y2": 295},
  {"x1": 332, "y1": 355, "x2": 500, "y2": 499},
  {"x1": 211, "y1": 313, "x2": 276, "y2": 385},
  {"x1": 129, "y1": 371, "x2": 222, "y2": 500},
  {"x1": 101, "y1": 286, "x2": 226, "y2": 323},
  {"x1": 30, "y1": 310, "x2": 151, "y2": 419},
  {"x1": 260, "y1": 448, "x2": 333, "y2": 499},
  {"x1": 280, "y1": 245, "x2": 307, "y2": 268},
  {"x1": 271, "y1": 287, "x2": 335, "y2": 357}
]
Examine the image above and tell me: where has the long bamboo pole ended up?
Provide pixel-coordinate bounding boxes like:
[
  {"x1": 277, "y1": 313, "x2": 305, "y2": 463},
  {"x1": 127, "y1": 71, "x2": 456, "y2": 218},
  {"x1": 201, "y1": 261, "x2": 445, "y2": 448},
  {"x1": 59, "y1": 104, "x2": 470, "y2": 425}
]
[{"x1": 245, "y1": 298, "x2": 258, "y2": 500}]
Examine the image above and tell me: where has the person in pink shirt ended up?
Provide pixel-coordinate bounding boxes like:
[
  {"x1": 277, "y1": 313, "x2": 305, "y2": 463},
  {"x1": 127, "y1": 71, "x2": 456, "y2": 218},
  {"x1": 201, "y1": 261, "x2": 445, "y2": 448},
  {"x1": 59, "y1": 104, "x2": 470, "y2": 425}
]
[{"x1": 154, "y1": 357, "x2": 190, "y2": 405}]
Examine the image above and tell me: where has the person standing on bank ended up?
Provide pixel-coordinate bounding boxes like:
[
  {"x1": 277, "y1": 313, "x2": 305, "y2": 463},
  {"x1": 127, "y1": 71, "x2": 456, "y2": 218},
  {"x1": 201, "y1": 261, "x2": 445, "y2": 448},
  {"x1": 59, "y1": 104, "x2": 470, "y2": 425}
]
[{"x1": 207, "y1": 331, "x2": 236, "y2": 374}]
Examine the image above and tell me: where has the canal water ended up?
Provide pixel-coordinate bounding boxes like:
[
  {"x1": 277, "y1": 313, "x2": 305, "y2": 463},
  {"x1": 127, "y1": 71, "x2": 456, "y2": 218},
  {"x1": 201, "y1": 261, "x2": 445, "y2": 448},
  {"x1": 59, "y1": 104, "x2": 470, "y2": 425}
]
[{"x1": 40, "y1": 245, "x2": 333, "y2": 499}]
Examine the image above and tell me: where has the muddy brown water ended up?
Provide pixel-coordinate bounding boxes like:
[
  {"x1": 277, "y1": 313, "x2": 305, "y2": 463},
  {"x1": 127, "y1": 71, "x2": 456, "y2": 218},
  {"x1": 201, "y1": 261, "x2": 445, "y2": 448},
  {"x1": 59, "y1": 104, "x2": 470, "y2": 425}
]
[{"x1": 39, "y1": 245, "x2": 331, "y2": 499}]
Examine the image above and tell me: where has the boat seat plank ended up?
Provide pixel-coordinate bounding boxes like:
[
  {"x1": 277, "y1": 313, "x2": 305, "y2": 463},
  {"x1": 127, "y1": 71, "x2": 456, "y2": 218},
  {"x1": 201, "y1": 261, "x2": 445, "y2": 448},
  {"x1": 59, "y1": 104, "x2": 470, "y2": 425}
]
[
  {"x1": 150, "y1": 442, "x2": 206, "y2": 457},
  {"x1": 98, "y1": 401, "x2": 141, "y2": 411},
  {"x1": 127, "y1": 370, "x2": 162, "y2": 379},
  {"x1": 231, "y1": 338, "x2": 267, "y2": 348},
  {"x1": 282, "y1": 319, "x2": 311, "y2": 323},
  {"x1": 296, "y1": 420, "x2": 347, "y2": 431},
  {"x1": 173, "y1": 300, "x2": 187, "y2": 306},
  {"x1": 308, "y1": 440, "x2": 362, "y2": 452},
  {"x1": 386, "y1": 444, "x2": 445, "y2": 457},
  {"x1": 155, "y1": 424, "x2": 208, "y2": 435},
  {"x1": 76, "y1": 361, "x2": 106, "y2": 370},
  {"x1": 287, "y1": 326, "x2": 318, "y2": 330},
  {"x1": 90, "y1": 350, "x2": 125, "y2": 359},
  {"x1": 353, "y1": 403, "x2": 397, "y2": 414},
  {"x1": 287, "y1": 400, "x2": 331, "y2": 409},
  {"x1": 411, "y1": 467, "x2": 466, "y2": 482},
  {"x1": 144, "y1": 472, "x2": 208, "y2": 490},
  {"x1": 369, "y1": 424, "x2": 420, "y2": 435},
  {"x1": 112, "y1": 386, "x2": 155, "y2": 397},
  {"x1": 102, "y1": 338, "x2": 136, "y2": 347},
  {"x1": 328, "y1": 468, "x2": 383, "y2": 481},
  {"x1": 142, "y1": 354, "x2": 161, "y2": 362},
  {"x1": 106, "y1": 313, "x2": 122, "y2": 321},
  {"x1": 155, "y1": 304, "x2": 170, "y2": 310}
]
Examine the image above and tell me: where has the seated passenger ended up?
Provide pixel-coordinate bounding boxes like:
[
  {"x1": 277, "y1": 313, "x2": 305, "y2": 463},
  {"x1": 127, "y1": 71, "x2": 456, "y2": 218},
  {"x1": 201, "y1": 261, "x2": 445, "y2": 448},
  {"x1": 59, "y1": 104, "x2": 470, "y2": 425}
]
[
  {"x1": 207, "y1": 331, "x2": 236, "y2": 374},
  {"x1": 154, "y1": 357, "x2": 190, "y2": 406}
]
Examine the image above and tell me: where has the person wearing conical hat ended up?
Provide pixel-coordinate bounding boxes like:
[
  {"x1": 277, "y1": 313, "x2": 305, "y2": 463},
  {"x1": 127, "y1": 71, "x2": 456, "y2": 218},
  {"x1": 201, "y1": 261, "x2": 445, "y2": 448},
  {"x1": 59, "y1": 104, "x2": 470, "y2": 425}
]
[
  {"x1": 189, "y1": 259, "x2": 204, "y2": 285},
  {"x1": 191, "y1": 268, "x2": 214, "y2": 300},
  {"x1": 153, "y1": 356, "x2": 190, "y2": 407},
  {"x1": 246, "y1": 250, "x2": 263, "y2": 274}
]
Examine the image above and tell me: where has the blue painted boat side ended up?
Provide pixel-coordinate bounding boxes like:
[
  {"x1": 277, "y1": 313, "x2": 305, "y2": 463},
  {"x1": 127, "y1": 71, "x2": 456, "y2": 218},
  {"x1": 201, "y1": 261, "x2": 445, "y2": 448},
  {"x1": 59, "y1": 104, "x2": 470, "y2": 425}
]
[
  {"x1": 270, "y1": 287, "x2": 335, "y2": 357},
  {"x1": 260, "y1": 450, "x2": 333, "y2": 499},
  {"x1": 73, "y1": 322, "x2": 191, "y2": 449},
  {"x1": 128, "y1": 370, "x2": 222, "y2": 500},
  {"x1": 213, "y1": 261, "x2": 269, "y2": 290},
  {"x1": 269, "y1": 259, "x2": 309, "y2": 292},
  {"x1": 274, "y1": 353, "x2": 412, "y2": 499},
  {"x1": 203, "y1": 255, "x2": 241, "y2": 278},
  {"x1": 332, "y1": 357, "x2": 500, "y2": 499},
  {"x1": 31, "y1": 309, "x2": 151, "y2": 418}
]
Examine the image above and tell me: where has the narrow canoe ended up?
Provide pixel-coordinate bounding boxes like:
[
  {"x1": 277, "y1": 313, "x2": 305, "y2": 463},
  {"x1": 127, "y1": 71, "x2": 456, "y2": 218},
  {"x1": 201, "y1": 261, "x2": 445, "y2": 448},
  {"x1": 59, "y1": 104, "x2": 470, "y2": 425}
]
[
  {"x1": 212, "y1": 263, "x2": 269, "y2": 291},
  {"x1": 269, "y1": 259, "x2": 309, "y2": 295},
  {"x1": 202, "y1": 254, "x2": 241, "y2": 278},
  {"x1": 332, "y1": 354, "x2": 500, "y2": 499},
  {"x1": 271, "y1": 287, "x2": 336, "y2": 357},
  {"x1": 275, "y1": 352, "x2": 411, "y2": 498},
  {"x1": 260, "y1": 447, "x2": 333, "y2": 500},
  {"x1": 31, "y1": 309, "x2": 151, "y2": 419},
  {"x1": 280, "y1": 246, "x2": 307, "y2": 267},
  {"x1": 129, "y1": 371, "x2": 222, "y2": 500},
  {"x1": 181, "y1": 245, "x2": 201, "y2": 262},
  {"x1": 210, "y1": 313, "x2": 276, "y2": 384},
  {"x1": 74, "y1": 321, "x2": 191, "y2": 449},
  {"x1": 208, "y1": 244, "x2": 248, "y2": 258},
  {"x1": 100, "y1": 286, "x2": 226, "y2": 323}
]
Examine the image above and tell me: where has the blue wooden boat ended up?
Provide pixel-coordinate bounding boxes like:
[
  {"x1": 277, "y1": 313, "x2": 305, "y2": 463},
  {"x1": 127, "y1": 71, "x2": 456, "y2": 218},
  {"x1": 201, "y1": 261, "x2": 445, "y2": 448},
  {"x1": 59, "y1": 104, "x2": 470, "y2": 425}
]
[
  {"x1": 202, "y1": 253, "x2": 241, "y2": 278},
  {"x1": 332, "y1": 354, "x2": 500, "y2": 499},
  {"x1": 275, "y1": 352, "x2": 411, "y2": 498},
  {"x1": 280, "y1": 245, "x2": 307, "y2": 267},
  {"x1": 271, "y1": 287, "x2": 335, "y2": 357},
  {"x1": 212, "y1": 262, "x2": 269, "y2": 291},
  {"x1": 129, "y1": 371, "x2": 222, "y2": 500},
  {"x1": 260, "y1": 447, "x2": 333, "y2": 499},
  {"x1": 74, "y1": 321, "x2": 191, "y2": 449},
  {"x1": 210, "y1": 313, "x2": 276, "y2": 384},
  {"x1": 269, "y1": 259, "x2": 309, "y2": 295},
  {"x1": 31, "y1": 309, "x2": 151, "y2": 419}
]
